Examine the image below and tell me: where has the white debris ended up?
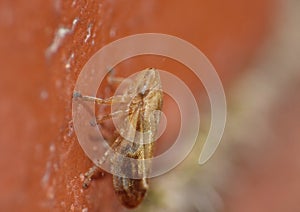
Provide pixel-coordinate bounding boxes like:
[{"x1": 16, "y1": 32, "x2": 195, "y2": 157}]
[{"x1": 45, "y1": 17, "x2": 79, "y2": 59}]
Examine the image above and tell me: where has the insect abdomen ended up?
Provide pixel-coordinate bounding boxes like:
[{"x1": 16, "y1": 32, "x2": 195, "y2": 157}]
[{"x1": 113, "y1": 176, "x2": 149, "y2": 208}]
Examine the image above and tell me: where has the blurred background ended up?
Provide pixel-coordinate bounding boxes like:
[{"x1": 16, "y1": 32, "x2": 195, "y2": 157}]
[{"x1": 1, "y1": 0, "x2": 300, "y2": 211}]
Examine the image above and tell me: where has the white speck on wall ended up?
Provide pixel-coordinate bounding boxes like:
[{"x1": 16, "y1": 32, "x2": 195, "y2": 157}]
[
  {"x1": 109, "y1": 27, "x2": 116, "y2": 37},
  {"x1": 79, "y1": 173, "x2": 85, "y2": 181},
  {"x1": 91, "y1": 26, "x2": 97, "y2": 46},
  {"x1": 41, "y1": 161, "x2": 52, "y2": 187},
  {"x1": 84, "y1": 24, "x2": 93, "y2": 43},
  {"x1": 98, "y1": 2, "x2": 103, "y2": 9},
  {"x1": 45, "y1": 17, "x2": 80, "y2": 59},
  {"x1": 60, "y1": 201, "x2": 66, "y2": 207},
  {"x1": 46, "y1": 186, "x2": 55, "y2": 200},
  {"x1": 40, "y1": 90, "x2": 48, "y2": 100},
  {"x1": 72, "y1": 0, "x2": 77, "y2": 7},
  {"x1": 49, "y1": 143, "x2": 55, "y2": 153},
  {"x1": 82, "y1": 208, "x2": 88, "y2": 212},
  {"x1": 41, "y1": 142, "x2": 57, "y2": 187},
  {"x1": 70, "y1": 204, "x2": 75, "y2": 211},
  {"x1": 64, "y1": 120, "x2": 74, "y2": 138},
  {"x1": 45, "y1": 27, "x2": 71, "y2": 59},
  {"x1": 72, "y1": 17, "x2": 80, "y2": 27},
  {"x1": 65, "y1": 52, "x2": 75, "y2": 70}
]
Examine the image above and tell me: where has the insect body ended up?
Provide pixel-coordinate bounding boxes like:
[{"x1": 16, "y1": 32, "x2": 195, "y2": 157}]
[{"x1": 74, "y1": 68, "x2": 163, "y2": 208}]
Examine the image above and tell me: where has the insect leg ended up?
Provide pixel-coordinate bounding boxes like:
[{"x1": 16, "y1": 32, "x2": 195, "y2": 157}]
[
  {"x1": 82, "y1": 165, "x2": 99, "y2": 188},
  {"x1": 73, "y1": 91, "x2": 130, "y2": 105},
  {"x1": 82, "y1": 149, "x2": 110, "y2": 188},
  {"x1": 90, "y1": 109, "x2": 131, "y2": 126},
  {"x1": 82, "y1": 136, "x2": 123, "y2": 188}
]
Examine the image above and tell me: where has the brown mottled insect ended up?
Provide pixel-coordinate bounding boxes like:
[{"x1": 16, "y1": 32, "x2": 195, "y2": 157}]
[{"x1": 74, "y1": 68, "x2": 163, "y2": 208}]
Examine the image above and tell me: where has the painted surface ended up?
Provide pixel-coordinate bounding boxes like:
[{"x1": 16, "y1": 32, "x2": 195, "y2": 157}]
[{"x1": 0, "y1": 0, "x2": 275, "y2": 211}]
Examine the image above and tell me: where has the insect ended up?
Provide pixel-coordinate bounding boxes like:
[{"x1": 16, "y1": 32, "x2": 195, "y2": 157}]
[{"x1": 73, "y1": 68, "x2": 163, "y2": 208}]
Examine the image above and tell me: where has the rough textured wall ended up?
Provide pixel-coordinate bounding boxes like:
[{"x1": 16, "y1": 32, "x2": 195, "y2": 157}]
[{"x1": 0, "y1": 0, "x2": 275, "y2": 211}]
